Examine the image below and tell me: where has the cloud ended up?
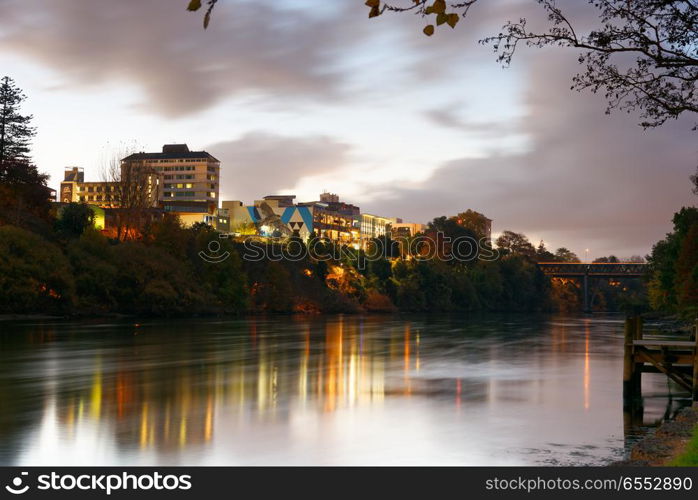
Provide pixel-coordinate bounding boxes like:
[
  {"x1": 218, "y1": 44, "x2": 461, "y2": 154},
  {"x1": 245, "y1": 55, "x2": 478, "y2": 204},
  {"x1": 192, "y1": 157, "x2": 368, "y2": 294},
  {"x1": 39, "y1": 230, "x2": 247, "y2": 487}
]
[
  {"x1": 367, "y1": 52, "x2": 697, "y2": 258},
  {"x1": 207, "y1": 132, "x2": 352, "y2": 202},
  {"x1": 0, "y1": 0, "x2": 365, "y2": 117},
  {"x1": 424, "y1": 104, "x2": 519, "y2": 136}
]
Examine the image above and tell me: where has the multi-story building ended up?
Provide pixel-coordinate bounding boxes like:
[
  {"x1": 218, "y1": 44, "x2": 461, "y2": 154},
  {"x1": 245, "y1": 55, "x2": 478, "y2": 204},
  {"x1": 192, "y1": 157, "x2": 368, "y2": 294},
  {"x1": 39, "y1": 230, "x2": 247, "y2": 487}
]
[
  {"x1": 59, "y1": 144, "x2": 220, "y2": 228},
  {"x1": 360, "y1": 214, "x2": 395, "y2": 241},
  {"x1": 59, "y1": 167, "x2": 123, "y2": 206},
  {"x1": 391, "y1": 221, "x2": 426, "y2": 238},
  {"x1": 300, "y1": 192, "x2": 360, "y2": 244},
  {"x1": 121, "y1": 144, "x2": 220, "y2": 215}
]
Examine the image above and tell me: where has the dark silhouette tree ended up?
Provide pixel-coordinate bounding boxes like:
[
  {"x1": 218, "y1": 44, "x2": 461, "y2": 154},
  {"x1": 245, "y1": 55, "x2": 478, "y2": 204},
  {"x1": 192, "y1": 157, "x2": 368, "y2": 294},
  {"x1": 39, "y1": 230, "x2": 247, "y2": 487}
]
[
  {"x1": 495, "y1": 230, "x2": 536, "y2": 257},
  {"x1": 0, "y1": 76, "x2": 36, "y2": 164},
  {"x1": 554, "y1": 247, "x2": 580, "y2": 262},
  {"x1": 55, "y1": 203, "x2": 95, "y2": 238},
  {"x1": 0, "y1": 79, "x2": 50, "y2": 223}
]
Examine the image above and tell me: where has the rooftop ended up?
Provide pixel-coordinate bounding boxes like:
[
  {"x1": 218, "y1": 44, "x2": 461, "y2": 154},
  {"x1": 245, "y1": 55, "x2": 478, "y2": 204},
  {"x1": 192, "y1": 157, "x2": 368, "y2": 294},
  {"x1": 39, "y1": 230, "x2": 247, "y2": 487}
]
[{"x1": 122, "y1": 144, "x2": 220, "y2": 162}]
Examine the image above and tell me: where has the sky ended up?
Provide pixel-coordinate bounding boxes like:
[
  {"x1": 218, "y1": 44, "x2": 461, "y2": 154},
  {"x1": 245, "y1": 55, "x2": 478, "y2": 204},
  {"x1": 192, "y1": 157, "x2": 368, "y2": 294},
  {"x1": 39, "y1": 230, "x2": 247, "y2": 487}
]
[{"x1": 0, "y1": 0, "x2": 695, "y2": 259}]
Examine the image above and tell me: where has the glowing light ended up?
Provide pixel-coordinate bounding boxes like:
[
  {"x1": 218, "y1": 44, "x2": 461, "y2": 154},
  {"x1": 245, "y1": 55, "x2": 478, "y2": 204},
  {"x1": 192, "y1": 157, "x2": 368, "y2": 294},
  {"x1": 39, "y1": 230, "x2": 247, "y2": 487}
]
[{"x1": 584, "y1": 321, "x2": 590, "y2": 410}]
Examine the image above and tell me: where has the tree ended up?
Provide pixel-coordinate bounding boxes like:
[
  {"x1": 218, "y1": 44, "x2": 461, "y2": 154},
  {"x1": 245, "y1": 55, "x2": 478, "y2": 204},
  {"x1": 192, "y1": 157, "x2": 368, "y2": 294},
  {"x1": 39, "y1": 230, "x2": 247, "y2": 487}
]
[
  {"x1": 102, "y1": 151, "x2": 160, "y2": 240},
  {"x1": 594, "y1": 255, "x2": 619, "y2": 263},
  {"x1": 0, "y1": 159, "x2": 51, "y2": 224},
  {"x1": 647, "y1": 206, "x2": 698, "y2": 313},
  {"x1": 554, "y1": 247, "x2": 580, "y2": 262},
  {"x1": 0, "y1": 77, "x2": 36, "y2": 164},
  {"x1": 186, "y1": 1, "x2": 698, "y2": 131},
  {"x1": 55, "y1": 203, "x2": 95, "y2": 238},
  {"x1": 692, "y1": 166, "x2": 698, "y2": 195},
  {"x1": 535, "y1": 240, "x2": 556, "y2": 261},
  {"x1": 674, "y1": 223, "x2": 698, "y2": 315},
  {"x1": 453, "y1": 209, "x2": 491, "y2": 241},
  {"x1": 495, "y1": 230, "x2": 536, "y2": 257},
  {"x1": 0, "y1": 78, "x2": 48, "y2": 223}
]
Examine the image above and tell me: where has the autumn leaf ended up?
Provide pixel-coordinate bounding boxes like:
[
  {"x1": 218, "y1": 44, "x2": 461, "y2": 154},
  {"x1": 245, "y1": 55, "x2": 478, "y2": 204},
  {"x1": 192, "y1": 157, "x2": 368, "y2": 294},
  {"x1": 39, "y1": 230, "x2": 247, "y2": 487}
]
[
  {"x1": 365, "y1": 0, "x2": 380, "y2": 7},
  {"x1": 187, "y1": 0, "x2": 202, "y2": 12},
  {"x1": 432, "y1": 0, "x2": 446, "y2": 15},
  {"x1": 423, "y1": 24, "x2": 435, "y2": 36},
  {"x1": 446, "y1": 13, "x2": 459, "y2": 28},
  {"x1": 436, "y1": 13, "x2": 448, "y2": 26}
]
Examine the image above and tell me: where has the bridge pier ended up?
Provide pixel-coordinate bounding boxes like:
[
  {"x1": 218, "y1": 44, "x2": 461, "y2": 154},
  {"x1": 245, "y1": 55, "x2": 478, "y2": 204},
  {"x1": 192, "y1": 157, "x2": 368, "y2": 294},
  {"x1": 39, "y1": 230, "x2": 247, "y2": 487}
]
[{"x1": 583, "y1": 271, "x2": 590, "y2": 313}]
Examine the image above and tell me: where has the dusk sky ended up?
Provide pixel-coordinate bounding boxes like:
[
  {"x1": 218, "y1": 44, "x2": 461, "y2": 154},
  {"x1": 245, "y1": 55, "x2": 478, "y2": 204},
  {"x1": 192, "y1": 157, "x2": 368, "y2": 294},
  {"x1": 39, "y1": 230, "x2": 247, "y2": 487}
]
[{"x1": 0, "y1": 0, "x2": 695, "y2": 259}]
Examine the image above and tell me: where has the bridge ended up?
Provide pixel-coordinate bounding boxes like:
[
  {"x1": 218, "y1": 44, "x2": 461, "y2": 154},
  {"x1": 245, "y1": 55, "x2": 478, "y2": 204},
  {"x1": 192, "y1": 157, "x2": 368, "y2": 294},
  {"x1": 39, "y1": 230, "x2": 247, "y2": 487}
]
[{"x1": 537, "y1": 262, "x2": 649, "y2": 312}]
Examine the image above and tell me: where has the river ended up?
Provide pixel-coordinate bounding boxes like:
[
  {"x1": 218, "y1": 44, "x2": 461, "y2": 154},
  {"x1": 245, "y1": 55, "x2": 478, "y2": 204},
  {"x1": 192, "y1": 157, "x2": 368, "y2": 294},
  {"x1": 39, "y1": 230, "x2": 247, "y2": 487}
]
[{"x1": 0, "y1": 314, "x2": 689, "y2": 466}]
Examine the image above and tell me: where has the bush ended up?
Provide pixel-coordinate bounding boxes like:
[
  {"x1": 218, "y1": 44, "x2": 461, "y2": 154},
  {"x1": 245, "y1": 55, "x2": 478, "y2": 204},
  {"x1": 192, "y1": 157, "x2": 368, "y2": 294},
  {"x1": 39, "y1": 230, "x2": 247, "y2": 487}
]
[{"x1": 0, "y1": 225, "x2": 74, "y2": 313}]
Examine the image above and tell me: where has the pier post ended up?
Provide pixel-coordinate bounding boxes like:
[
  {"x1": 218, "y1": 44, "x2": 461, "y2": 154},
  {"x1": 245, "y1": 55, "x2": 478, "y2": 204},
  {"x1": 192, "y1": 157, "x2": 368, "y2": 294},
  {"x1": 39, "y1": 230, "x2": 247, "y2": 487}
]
[
  {"x1": 623, "y1": 316, "x2": 636, "y2": 406},
  {"x1": 632, "y1": 316, "x2": 643, "y2": 396}
]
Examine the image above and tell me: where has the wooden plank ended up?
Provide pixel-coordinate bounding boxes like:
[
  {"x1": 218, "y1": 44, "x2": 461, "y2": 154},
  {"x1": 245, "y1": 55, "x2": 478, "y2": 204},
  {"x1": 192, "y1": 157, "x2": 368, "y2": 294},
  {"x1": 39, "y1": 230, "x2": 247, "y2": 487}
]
[
  {"x1": 633, "y1": 340, "x2": 696, "y2": 348},
  {"x1": 641, "y1": 365, "x2": 692, "y2": 374},
  {"x1": 635, "y1": 349, "x2": 693, "y2": 392}
]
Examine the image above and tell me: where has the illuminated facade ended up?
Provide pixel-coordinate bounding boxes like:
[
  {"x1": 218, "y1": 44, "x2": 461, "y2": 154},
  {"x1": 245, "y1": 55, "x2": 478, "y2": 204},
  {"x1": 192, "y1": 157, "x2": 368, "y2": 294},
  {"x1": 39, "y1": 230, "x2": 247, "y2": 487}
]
[
  {"x1": 360, "y1": 213, "x2": 395, "y2": 241},
  {"x1": 121, "y1": 144, "x2": 220, "y2": 215},
  {"x1": 390, "y1": 221, "x2": 426, "y2": 238},
  {"x1": 224, "y1": 196, "x2": 315, "y2": 239},
  {"x1": 59, "y1": 167, "x2": 130, "y2": 207},
  {"x1": 58, "y1": 145, "x2": 221, "y2": 228},
  {"x1": 300, "y1": 192, "x2": 360, "y2": 244}
]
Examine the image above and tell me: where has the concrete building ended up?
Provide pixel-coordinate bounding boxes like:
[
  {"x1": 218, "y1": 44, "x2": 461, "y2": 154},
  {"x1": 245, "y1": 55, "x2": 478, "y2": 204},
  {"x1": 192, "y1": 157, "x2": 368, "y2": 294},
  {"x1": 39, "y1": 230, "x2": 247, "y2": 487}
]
[
  {"x1": 299, "y1": 192, "x2": 360, "y2": 245},
  {"x1": 360, "y1": 214, "x2": 395, "y2": 240},
  {"x1": 59, "y1": 167, "x2": 126, "y2": 206},
  {"x1": 391, "y1": 221, "x2": 426, "y2": 238},
  {"x1": 58, "y1": 144, "x2": 221, "y2": 228},
  {"x1": 121, "y1": 144, "x2": 220, "y2": 216}
]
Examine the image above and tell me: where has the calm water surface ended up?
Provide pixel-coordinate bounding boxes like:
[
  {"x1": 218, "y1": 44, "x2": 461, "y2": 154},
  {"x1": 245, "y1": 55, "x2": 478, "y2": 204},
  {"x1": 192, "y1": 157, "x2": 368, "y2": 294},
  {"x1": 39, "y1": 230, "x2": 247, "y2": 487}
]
[{"x1": 0, "y1": 314, "x2": 689, "y2": 465}]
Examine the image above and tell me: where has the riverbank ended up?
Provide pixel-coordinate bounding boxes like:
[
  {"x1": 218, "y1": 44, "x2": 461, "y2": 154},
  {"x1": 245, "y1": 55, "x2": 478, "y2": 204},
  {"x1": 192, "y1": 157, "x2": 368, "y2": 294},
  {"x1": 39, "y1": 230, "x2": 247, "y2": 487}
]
[{"x1": 618, "y1": 406, "x2": 698, "y2": 466}]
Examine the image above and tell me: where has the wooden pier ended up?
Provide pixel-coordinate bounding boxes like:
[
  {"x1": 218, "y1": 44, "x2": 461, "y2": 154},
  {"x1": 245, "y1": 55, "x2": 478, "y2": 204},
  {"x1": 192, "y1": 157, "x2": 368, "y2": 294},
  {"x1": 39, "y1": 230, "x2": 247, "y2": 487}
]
[{"x1": 623, "y1": 317, "x2": 698, "y2": 406}]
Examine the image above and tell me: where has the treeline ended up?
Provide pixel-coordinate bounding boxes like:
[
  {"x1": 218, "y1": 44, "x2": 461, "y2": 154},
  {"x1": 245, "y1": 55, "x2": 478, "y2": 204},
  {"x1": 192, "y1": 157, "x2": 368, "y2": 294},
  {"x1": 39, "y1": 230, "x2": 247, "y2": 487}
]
[
  {"x1": 1, "y1": 186, "x2": 661, "y2": 317},
  {"x1": 0, "y1": 206, "x2": 558, "y2": 315},
  {"x1": 647, "y1": 207, "x2": 698, "y2": 318}
]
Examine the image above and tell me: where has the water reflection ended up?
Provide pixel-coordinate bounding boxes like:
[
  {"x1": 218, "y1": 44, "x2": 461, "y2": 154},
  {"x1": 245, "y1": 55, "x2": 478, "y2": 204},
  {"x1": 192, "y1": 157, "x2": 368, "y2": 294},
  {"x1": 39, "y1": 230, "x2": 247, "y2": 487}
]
[{"x1": 0, "y1": 315, "x2": 691, "y2": 465}]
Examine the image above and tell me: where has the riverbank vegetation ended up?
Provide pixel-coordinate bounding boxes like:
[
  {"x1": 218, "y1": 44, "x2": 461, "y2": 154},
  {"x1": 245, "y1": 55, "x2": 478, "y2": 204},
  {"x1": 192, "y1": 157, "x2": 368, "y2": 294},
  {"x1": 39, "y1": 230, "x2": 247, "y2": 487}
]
[
  {"x1": 0, "y1": 200, "x2": 656, "y2": 317},
  {"x1": 647, "y1": 207, "x2": 698, "y2": 319},
  {"x1": 671, "y1": 425, "x2": 698, "y2": 466}
]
